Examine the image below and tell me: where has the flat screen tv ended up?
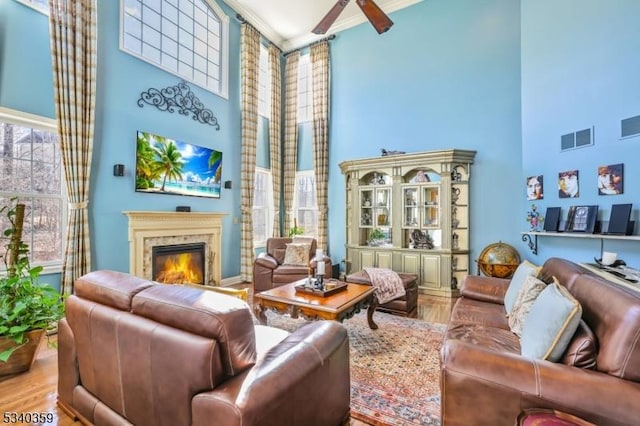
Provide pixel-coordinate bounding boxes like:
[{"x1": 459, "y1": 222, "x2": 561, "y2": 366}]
[{"x1": 135, "y1": 131, "x2": 223, "y2": 199}]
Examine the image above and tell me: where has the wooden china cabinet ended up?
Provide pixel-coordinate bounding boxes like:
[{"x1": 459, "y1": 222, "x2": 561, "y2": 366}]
[{"x1": 339, "y1": 149, "x2": 476, "y2": 297}]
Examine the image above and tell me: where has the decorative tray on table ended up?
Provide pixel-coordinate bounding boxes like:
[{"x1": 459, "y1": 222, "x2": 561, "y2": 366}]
[{"x1": 295, "y1": 279, "x2": 348, "y2": 297}]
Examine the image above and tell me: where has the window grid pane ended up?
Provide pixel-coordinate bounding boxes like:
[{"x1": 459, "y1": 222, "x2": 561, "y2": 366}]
[
  {"x1": 258, "y1": 45, "x2": 270, "y2": 118},
  {"x1": 0, "y1": 118, "x2": 64, "y2": 266},
  {"x1": 294, "y1": 173, "x2": 318, "y2": 237},
  {"x1": 253, "y1": 170, "x2": 273, "y2": 245},
  {"x1": 122, "y1": 0, "x2": 225, "y2": 96},
  {"x1": 297, "y1": 55, "x2": 313, "y2": 123}
]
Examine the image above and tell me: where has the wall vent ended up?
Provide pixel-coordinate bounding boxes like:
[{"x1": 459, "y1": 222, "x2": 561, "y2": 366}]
[
  {"x1": 560, "y1": 127, "x2": 593, "y2": 151},
  {"x1": 621, "y1": 115, "x2": 640, "y2": 138}
]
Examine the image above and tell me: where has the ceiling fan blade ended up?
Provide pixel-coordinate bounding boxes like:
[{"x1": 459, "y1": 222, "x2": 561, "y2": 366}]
[
  {"x1": 312, "y1": 0, "x2": 351, "y2": 34},
  {"x1": 356, "y1": 0, "x2": 394, "y2": 34}
]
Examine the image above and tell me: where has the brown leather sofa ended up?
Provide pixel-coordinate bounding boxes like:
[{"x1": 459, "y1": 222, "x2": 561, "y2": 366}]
[
  {"x1": 58, "y1": 270, "x2": 350, "y2": 426},
  {"x1": 440, "y1": 258, "x2": 640, "y2": 426},
  {"x1": 253, "y1": 237, "x2": 332, "y2": 292}
]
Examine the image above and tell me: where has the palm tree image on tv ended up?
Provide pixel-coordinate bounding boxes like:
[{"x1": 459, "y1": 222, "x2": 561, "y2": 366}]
[{"x1": 135, "y1": 131, "x2": 223, "y2": 199}]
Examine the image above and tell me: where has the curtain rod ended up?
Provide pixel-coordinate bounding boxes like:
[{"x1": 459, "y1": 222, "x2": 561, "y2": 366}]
[
  {"x1": 284, "y1": 34, "x2": 336, "y2": 57},
  {"x1": 236, "y1": 13, "x2": 257, "y2": 31}
]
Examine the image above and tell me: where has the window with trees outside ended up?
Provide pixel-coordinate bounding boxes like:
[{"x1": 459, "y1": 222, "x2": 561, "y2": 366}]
[
  {"x1": 293, "y1": 171, "x2": 318, "y2": 237},
  {"x1": 252, "y1": 168, "x2": 273, "y2": 247},
  {"x1": 0, "y1": 108, "x2": 65, "y2": 272},
  {"x1": 120, "y1": 0, "x2": 230, "y2": 98}
]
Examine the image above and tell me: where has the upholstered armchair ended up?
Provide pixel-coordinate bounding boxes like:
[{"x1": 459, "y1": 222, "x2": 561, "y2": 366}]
[{"x1": 253, "y1": 237, "x2": 332, "y2": 293}]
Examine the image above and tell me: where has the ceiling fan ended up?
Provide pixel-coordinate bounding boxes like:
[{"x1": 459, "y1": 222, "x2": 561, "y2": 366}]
[{"x1": 312, "y1": 0, "x2": 394, "y2": 35}]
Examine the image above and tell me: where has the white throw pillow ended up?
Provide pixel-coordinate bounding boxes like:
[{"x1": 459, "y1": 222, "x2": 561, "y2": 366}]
[
  {"x1": 504, "y1": 260, "x2": 540, "y2": 313},
  {"x1": 520, "y1": 282, "x2": 582, "y2": 361}
]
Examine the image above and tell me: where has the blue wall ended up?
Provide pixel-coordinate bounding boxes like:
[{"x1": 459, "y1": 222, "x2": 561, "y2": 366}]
[
  {"x1": 521, "y1": 0, "x2": 640, "y2": 265},
  {"x1": 92, "y1": 0, "x2": 243, "y2": 277},
  {"x1": 1, "y1": 0, "x2": 244, "y2": 288},
  {"x1": 3, "y1": 0, "x2": 640, "y2": 285},
  {"x1": 328, "y1": 0, "x2": 523, "y2": 267}
]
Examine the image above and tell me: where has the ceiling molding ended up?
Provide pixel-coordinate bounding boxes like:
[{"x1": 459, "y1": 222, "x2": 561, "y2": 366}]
[
  {"x1": 223, "y1": 0, "x2": 287, "y2": 48},
  {"x1": 225, "y1": 0, "x2": 424, "y2": 52}
]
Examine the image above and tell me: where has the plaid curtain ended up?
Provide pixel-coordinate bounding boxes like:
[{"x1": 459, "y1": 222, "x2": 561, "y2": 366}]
[
  {"x1": 268, "y1": 44, "x2": 282, "y2": 237},
  {"x1": 311, "y1": 41, "x2": 330, "y2": 252},
  {"x1": 283, "y1": 52, "x2": 300, "y2": 234},
  {"x1": 49, "y1": 0, "x2": 97, "y2": 295},
  {"x1": 240, "y1": 23, "x2": 261, "y2": 281}
]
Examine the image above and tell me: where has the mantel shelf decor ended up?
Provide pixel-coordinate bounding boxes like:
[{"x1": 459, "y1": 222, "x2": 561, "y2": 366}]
[{"x1": 137, "y1": 80, "x2": 221, "y2": 129}]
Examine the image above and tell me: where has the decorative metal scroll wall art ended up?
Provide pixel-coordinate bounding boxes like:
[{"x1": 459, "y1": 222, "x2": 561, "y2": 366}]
[{"x1": 137, "y1": 80, "x2": 221, "y2": 130}]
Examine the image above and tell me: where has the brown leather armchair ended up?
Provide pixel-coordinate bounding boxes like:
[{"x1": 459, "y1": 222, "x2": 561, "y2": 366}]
[{"x1": 253, "y1": 237, "x2": 332, "y2": 293}]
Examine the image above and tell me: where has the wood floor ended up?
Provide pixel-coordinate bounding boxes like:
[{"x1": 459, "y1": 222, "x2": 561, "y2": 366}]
[{"x1": 0, "y1": 291, "x2": 454, "y2": 425}]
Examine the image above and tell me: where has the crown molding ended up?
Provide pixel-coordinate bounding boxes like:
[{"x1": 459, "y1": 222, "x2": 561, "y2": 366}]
[
  {"x1": 223, "y1": 0, "x2": 286, "y2": 48},
  {"x1": 225, "y1": 0, "x2": 423, "y2": 52}
]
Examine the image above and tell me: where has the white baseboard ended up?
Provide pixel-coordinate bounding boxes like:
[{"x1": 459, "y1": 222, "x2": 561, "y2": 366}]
[{"x1": 220, "y1": 275, "x2": 244, "y2": 287}]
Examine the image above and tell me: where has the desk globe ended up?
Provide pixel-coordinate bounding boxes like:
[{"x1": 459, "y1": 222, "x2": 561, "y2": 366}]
[{"x1": 476, "y1": 242, "x2": 521, "y2": 278}]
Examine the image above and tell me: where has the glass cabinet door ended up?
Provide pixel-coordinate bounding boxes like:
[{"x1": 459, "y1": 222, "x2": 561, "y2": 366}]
[
  {"x1": 360, "y1": 189, "x2": 373, "y2": 227},
  {"x1": 360, "y1": 186, "x2": 392, "y2": 228},
  {"x1": 403, "y1": 187, "x2": 419, "y2": 227},
  {"x1": 422, "y1": 186, "x2": 439, "y2": 227},
  {"x1": 374, "y1": 187, "x2": 391, "y2": 227}
]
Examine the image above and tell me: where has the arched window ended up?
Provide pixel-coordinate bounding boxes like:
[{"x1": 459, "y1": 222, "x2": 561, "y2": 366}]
[{"x1": 121, "y1": 0, "x2": 229, "y2": 98}]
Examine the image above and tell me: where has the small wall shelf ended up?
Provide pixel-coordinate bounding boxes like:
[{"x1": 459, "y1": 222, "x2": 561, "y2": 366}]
[{"x1": 521, "y1": 231, "x2": 640, "y2": 255}]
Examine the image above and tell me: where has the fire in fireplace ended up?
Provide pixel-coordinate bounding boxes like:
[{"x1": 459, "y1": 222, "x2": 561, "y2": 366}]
[{"x1": 152, "y1": 243, "x2": 205, "y2": 285}]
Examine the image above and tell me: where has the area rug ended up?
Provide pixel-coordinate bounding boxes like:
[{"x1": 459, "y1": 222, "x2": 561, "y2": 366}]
[{"x1": 264, "y1": 311, "x2": 446, "y2": 426}]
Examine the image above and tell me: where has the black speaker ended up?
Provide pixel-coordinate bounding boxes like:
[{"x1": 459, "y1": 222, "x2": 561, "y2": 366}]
[
  {"x1": 113, "y1": 164, "x2": 124, "y2": 176},
  {"x1": 176, "y1": 206, "x2": 191, "y2": 212},
  {"x1": 224, "y1": 180, "x2": 232, "y2": 189}
]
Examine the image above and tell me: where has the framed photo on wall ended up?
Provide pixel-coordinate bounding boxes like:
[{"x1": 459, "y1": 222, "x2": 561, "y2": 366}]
[
  {"x1": 526, "y1": 175, "x2": 543, "y2": 200},
  {"x1": 566, "y1": 205, "x2": 598, "y2": 233},
  {"x1": 558, "y1": 170, "x2": 579, "y2": 198},
  {"x1": 597, "y1": 163, "x2": 623, "y2": 195}
]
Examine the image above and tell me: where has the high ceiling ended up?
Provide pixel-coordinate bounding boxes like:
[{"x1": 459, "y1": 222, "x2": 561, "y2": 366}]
[{"x1": 223, "y1": 0, "x2": 424, "y2": 51}]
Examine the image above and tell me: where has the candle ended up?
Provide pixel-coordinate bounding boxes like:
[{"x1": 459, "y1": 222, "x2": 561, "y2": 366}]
[
  {"x1": 316, "y1": 248, "x2": 323, "y2": 260},
  {"x1": 317, "y1": 260, "x2": 325, "y2": 276}
]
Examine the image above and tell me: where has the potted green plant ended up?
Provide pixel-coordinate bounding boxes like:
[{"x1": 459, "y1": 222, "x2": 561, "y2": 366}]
[
  {"x1": 288, "y1": 218, "x2": 305, "y2": 237},
  {"x1": 367, "y1": 228, "x2": 386, "y2": 246},
  {"x1": 0, "y1": 199, "x2": 64, "y2": 375}
]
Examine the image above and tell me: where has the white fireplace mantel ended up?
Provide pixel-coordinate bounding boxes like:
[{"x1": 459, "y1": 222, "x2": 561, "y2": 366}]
[{"x1": 123, "y1": 211, "x2": 227, "y2": 285}]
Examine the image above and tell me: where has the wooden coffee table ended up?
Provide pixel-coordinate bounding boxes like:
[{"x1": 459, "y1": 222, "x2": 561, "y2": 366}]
[{"x1": 254, "y1": 280, "x2": 379, "y2": 329}]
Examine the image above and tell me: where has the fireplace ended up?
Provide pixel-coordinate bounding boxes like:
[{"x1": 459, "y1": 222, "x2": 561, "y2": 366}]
[
  {"x1": 152, "y1": 243, "x2": 206, "y2": 285},
  {"x1": 124, "y1": 211, "x2": 226, "y2": 285}
]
